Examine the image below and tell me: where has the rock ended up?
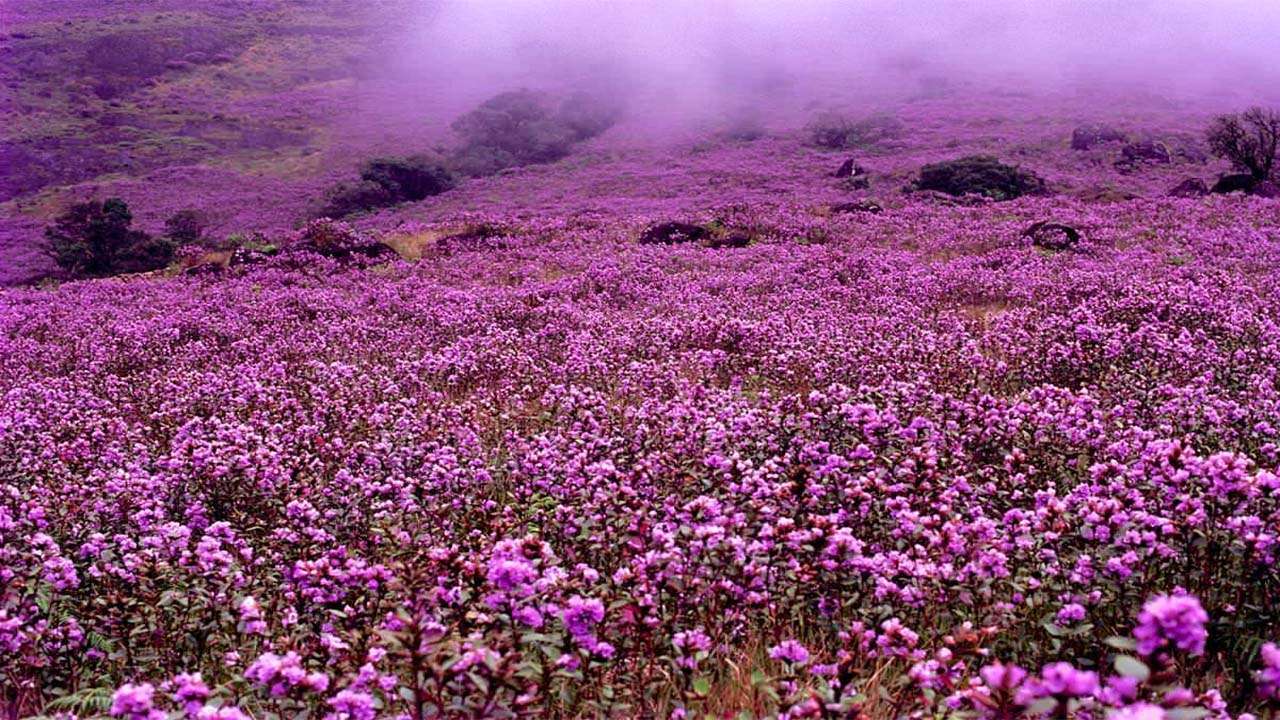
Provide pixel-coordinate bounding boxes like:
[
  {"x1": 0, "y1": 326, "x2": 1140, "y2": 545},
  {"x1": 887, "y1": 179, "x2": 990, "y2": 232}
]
[
  {"x1": 1071, "y1": 124, "x2": 1126, "y2": 151},
  {"x1": 840, "y1": 175, "x2": 871, "y2": 190},
  {"x1": 1211, "y1": 174, "x2": 1258, "y2": 195},
  {"x1": 1168, "y1": 178, "x2": 1208, "y2": 198},
  {"x1": 1116, "y1": 141, "x2": 1172, "y2": 170},
  {"x1": 830, "y1": 200, "x2": 884, "y2": 214},
  {"x1": 638, "y1": 222, "x2": 711, "y2": 245},
  {"x1": 1022, "y1": 221, "x2": 1081, "y2": 251},
  {"x1": 834, "y1": 158, "x2": 866, "y2": 178},
  {"x1": 914, "y1": 156, "x2": 1046, "y2": 201}
]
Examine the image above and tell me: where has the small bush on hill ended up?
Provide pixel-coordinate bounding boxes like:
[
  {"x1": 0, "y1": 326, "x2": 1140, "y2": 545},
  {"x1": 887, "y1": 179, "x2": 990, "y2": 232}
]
[
  {"x1": 360, "y1": 156, "x2": 457, "y2": 202},
  {"x1": 163, "y1": 208, "x2": 208, "y2": 244},
  {"x1": 44, "y1": 198, "x2": 176, "y2": 278},
  {"x1": 555, "y1": 91, "x2": 624, "y2": 141},
  {"x1": 288, "y1": 218, "x2": 394, "y2": 262},
  {"x1": 807, "y1": 112, "x2": 903, "y2": 150},
  {"x1": 914, "y1": 155, "x2": 1046, "y2": 201},
  {"x1": 1207, "y1": 106, "x2": 1280, "y2": 181},
  {"x1": 317, "y1": 156, "x2": 456, "y2": 218},
  {"x1": 449, "y1": 89, "x2": 621, "y2": 177}
]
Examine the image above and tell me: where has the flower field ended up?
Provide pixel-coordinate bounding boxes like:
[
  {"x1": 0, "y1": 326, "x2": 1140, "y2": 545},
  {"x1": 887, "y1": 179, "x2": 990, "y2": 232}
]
[{"x1": 2, "y1": 194, "x2": 1279, "y2": 717}]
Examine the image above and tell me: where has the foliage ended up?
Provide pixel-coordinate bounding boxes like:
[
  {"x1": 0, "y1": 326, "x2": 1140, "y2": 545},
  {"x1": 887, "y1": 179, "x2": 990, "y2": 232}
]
[
  {"x1": 317, "y1": 156, "x2": 456, "y2": 218},
  {"x1": 359, "y1": 156, "x2": 457, "y2": 202},
  {"x1": 915, "y1": 155, "x2": 1047, "y2": 200},
  {"x1": 449, "y1": 89, "x2": 620, "y2": 176},
  {"x1": 164, "y1": 209, "x2": 209, "y2": 244},
  {"x1": 806, "y1": 111, "x2": 904, "y2": 149},
  {"x1": 43, "y1": 198, "x2": 176, "y2": 278},
  {"x1": 1206, "y1": 107, "x2": 1280, "y2": 181}
]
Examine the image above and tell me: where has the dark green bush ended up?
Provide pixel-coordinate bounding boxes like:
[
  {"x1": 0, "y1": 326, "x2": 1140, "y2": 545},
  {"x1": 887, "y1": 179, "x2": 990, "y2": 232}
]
[
  {"x1": 317, "y1": 180, "x2": 394, "y2": 219},
  {"x1": 316, "y1": 156, "x2": 456, "y2": 218},
  {"x1": 164, "y1": 208, "x2": 208, "y2": 244},
  {"x1": 359, "y1": 156, "x2": 458, "y2": 202},
  {"x1": 1207, "y1": 107, "x2": 1280, "y2": 181},
  {"x1": 44, "y1": 198, "x2": 175, "y2": 278},
  {"x1": 555, "y1": 91, "x2": 624, "y2": 141},
  {"x1": 807, "y1": 112, "x2": 903, "y2": 149},
  {"x1": 914, "y1": 155, "x2": 1046, "y2": 200},
  {"x1": 449, "y1": 89, "x2": 620, "y2": 177}
]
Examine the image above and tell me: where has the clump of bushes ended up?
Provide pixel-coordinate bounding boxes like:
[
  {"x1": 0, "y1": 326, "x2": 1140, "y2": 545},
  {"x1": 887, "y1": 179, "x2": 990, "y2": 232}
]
[
  {"x1": 913, "y1": 155, "x2": 1046, "y2": 201},
  {"x1": 806, "y1": 112, "x2": 903, "y2": 150},
  {"x1": 287, "y1": 218, "x2": 394, "y2": 262},
  {"x1": 317, "y1": 155, "x2": 457, "y2": 218},
  {"x1": 44, "y1": 198, "x2": 176, "y2": 278},
  {"x1": 449, "y1": 89, "x2": 622, "y2": 177},
  {"x1": 163, "y1": 208, "x2": 208, "y2": 244},
  {"x1": 1207, "y1": 106, "x2": 1279, "y2": 193}
]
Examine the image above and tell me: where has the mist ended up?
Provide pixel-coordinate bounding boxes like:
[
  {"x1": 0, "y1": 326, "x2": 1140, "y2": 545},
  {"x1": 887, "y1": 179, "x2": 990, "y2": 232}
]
[{"x1": 391, "y1": 0, "x2": 1280, "y2": 135}]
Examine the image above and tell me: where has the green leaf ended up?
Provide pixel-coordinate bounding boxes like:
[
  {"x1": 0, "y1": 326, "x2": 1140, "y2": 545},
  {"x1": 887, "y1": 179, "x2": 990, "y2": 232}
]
[
  {"x1": 692, "y1": 677, "x2": 711, "y2": 696},
  {"x1": 1105, "y1": 636, "x2": 1138, "y2": 651},
  {"x1": 1166, "y1": 709, "x2": 1210, "y2": 720},
  {"x1": 1114, "y1": 655, "x2": 1150, "y2": 682},
  {"x1": 1027, "y1": 697, "x2": 1058, "y2": 716}
]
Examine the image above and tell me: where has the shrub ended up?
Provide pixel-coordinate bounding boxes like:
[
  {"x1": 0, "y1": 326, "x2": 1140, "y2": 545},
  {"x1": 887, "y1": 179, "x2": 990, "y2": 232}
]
[
  {"x1": 807, "y1": 112, "x2": 903, "y2": 150},
  {"x1": 44, "y1": 198, "x2": 175, "y2": 278},
  {"x1": 317, "y1": 180, "x2": 395, "y2": 219},
  {"x1": 555, "y1": 91, "x2": 623, "y2": 141},
  {"x1": 449, "y1": 89, "x2": 620, "y2": 177},
  {"x1": 288, "y1": 218, "x2": 394, "y2": 261},
  {"x1": 1206, "y1": 107, "x2": 1280, "y2": 181},
  {"x1": 359, "y1": 156, "x2": 457, "y2": 202},
  {"x1": 449, "y1": 145, "x2": 520, "y2": 178},
  {"x1": 316, "y1": 156, "x2": 456, "y2": 219},
  {"x1": 914, "y1": 155, "x2": 1046, "y2": 200},
  {"x1": 163, "y1": 209, "x2": 208, "y2": 244}
]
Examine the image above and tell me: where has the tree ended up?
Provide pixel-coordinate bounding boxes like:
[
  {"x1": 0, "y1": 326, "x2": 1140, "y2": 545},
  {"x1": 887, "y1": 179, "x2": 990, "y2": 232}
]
[
  {"x1": 1206, "y1": 107, "x2": 1280, "y2": 181},
  {"x1": 44, "y1": 198, "x2": 175, "y2": 278}
]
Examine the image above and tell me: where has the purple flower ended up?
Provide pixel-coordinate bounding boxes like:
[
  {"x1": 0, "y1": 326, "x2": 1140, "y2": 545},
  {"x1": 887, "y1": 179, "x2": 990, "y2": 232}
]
[
  {"x1": 979, "y1": 662, "x2": 1028, "y2": 691},
  {"x1": 111, "y1": 683, "x2": 163, "y2": 720},
  {"x1": 169, "y1": 673, "x2": 210, "y2": 716},
  {"x1": 245, "y1": 651, "x2": 329, "y2": 696},
  {"x1": 769, "y1": 640, "x2": 811, "y2": 666},
  {"x1": 1257, "y1": 642, "x2": 1280, "y2": 701},
  {"x1": 561, "y1": 596, "x2": 605, "y2": 642},
  {"x1": 1110, "y1": 703, "x2": 1167, "y2": 720},
  {"x1": 325, "y1": 689, "x2": 376, "y2": 720},
  {"x1": 1023, "y1": 662, "x2": 1099, "y2": 700},
  {"x1": 1133, "y1": 593, "x2": 1209, "y2": 658}
]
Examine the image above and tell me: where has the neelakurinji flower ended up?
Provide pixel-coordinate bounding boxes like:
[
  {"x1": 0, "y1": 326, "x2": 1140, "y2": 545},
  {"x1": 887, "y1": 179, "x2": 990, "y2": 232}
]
[{"x1": 1134, "y1": 594, "x2": 1210, "y2": 658}]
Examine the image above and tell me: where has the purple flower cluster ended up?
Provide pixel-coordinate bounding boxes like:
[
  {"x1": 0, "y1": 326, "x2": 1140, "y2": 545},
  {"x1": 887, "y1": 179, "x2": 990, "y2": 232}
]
[{"x1": 1134, "y1": 593, "x2": 1210, "y2": 658}]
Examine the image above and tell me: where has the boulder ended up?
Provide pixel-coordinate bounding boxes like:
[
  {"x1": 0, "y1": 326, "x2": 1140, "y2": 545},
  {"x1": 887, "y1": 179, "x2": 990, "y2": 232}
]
[
  {"x1": 1022, "y1": 221, "x2": 1081, "y2": 252},
  {"x1": 1070, "y1": 124, "x2": 1126, "y2": 151},
  {"x1": 834, "y1": 158, "x2": 866, "y2": 178},
  {"x1": 1168, "y1": 178, "x2": 1208, "y2": 198},
  {"x1": 1116, "y1": 141, "x2": 1171, "y2": 171},
  {"x1": 638, "y1": 222, "x2": 711, "y2": 245}
]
